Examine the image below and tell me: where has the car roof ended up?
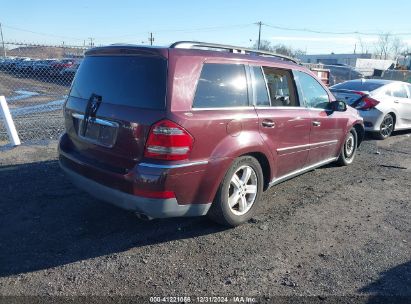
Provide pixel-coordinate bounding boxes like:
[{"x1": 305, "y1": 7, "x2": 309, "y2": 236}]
[
  {"x1": 344, "y1": 79, "x2": 398, "y2": 85},
  {"x1": 86, "y1": 42, "x2": 300, "y2": 67}
]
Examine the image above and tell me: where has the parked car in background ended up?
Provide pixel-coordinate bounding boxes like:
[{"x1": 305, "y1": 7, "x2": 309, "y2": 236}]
[
  {"x1": 59, "y1": 60, "x2": 82, "y2": 80},
  {"x1": 17, "y1": 59, "x2": 40, "y2": 75},
  {"x1": 59, "y1": 41, "x2": 364, "y2": 227},
  {"x1": 49, "y1": 58, "x2": 76, "y2": 76},
  {"x1": 8, "y1": 58, "x2": 30, "y2": 72},
  {"x1": 32, "y1": 59, "x2": 57, "y2": 75},
  {"x1": 331, "y1": 79, "x2": 411, "y2": 139}
]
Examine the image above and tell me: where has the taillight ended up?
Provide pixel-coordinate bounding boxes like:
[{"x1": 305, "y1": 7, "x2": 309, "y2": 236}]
[
  {"x1": 133, "y1": 188, "x2": 175, "y2": 199},
  {"x1": 144, "y1": 120, "x2": 193, "y2": 161},
  {"x1": 356, "y1": 97, "x2": 380, "y2": 110}
]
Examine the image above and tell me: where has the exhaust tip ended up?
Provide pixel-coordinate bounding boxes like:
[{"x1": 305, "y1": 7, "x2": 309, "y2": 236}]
[{"x1": 135, "y1": 212, "x2": 153, "y2": 221}]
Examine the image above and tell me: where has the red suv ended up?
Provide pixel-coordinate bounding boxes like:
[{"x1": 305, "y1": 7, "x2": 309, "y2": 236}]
[{"x1": 59, "y1": 41, "x2": 364, "y2": 226}]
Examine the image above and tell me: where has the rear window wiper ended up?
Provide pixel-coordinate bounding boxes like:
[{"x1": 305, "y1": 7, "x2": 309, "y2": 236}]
[{"x1": 81, "y1": 93, "x2": 102, "y2": 136}]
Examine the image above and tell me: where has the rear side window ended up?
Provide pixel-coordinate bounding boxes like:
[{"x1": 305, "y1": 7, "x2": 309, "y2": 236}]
[
  {"x1": 391, "y1": 85, "x2": 408, "y2": 98},
  {"x1": 262, "y1": 67, "x2": 298, "y2": 107},
  {"x1": 70, "y1": 55, "x2": 167, "y2": 109},
  {"x1": 251, "y1": 66, "x2": 270, "y2": 106},
  {"x1": 193, "y1": 63, "x2": 248, "y2": 108}
]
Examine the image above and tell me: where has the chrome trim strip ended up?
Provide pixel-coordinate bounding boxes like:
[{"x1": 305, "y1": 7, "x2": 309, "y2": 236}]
[
  {"x1": 269, "y1": 157, "x2": 338, "y2": 187},
  {"x1": 139, "y1": 160, "x2": 209, "y2": 169},
  {"x1": 277, "y1": 140, "x2": 338, "y2": 154},
  {"x1": 72, "y1": 113, "x2": 119, "y2": 128},
  {"x1": 254, "y1": 106, "x2": 307, "y2": 110},
  {"x1": 191, "y1": 106, "x2": 254, "y2": 111}
]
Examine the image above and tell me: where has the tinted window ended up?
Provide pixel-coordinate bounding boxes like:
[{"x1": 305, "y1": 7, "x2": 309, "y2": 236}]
[
  {"x1": 193, "y1": 64, "x2": 248, "y2": 108},
  {"x1": 392, "y1": 85, "x2": 408, "y2": 98},
  {"x1": 294, "y1": 71, "x2": 329, "y2": 109},
  {"x1": 251, "y1": 66, "x2": 270, "y2": 106},
  {"x1": 262, "y1": 67, "x2": 298, "y2": 107},
  {"x1": 331, "y1": 81, "x2": 385, "y2": 92},
  {"x1": 70, "y1": 56, "x2": 167, "y2": 109}
]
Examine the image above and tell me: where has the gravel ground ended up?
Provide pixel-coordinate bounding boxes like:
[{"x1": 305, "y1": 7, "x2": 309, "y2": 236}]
[{"x1": 0, "y1": 132, "x2": 410, "y2": 302}]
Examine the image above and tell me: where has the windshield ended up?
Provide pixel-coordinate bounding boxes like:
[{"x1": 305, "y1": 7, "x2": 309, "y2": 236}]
[{"x1": 70, "y1": 55, "x2": 167, "y2": 109}]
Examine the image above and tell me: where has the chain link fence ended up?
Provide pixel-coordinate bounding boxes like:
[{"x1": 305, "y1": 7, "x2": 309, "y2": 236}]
[{"x1": 0, "y1": 42, "x2": 86, "y2": 142}]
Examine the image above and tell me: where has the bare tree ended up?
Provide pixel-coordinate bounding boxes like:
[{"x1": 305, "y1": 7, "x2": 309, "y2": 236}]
[
  {"x1": 357, "y1": 37, "x2": 369, "y2": 54},
  {"x1": 375, "y1": 33, "x2": 392, "y2": 59},
  {"x1": 252, "y1": 39, "x2": 273, "y2": 52},
  {"x1": 391, "y1": 37, "x2": 406, "y2": 59},
  {"x1": 251, "y1": 40, "x2": 305, "y2": 58}
]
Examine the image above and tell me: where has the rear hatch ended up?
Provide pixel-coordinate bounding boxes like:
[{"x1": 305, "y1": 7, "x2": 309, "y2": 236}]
[{"x1": 63, "y1": 46, "x2": 168, "y2": 172}]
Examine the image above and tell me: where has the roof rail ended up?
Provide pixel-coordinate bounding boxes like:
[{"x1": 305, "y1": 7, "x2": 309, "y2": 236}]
[{"x1": 170, "y1": 41, "x2": 299, "y2": 64}]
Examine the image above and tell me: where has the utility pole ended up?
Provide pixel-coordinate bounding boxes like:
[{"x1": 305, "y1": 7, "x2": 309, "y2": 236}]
[
  {"x1": 256, "y1": 21, "x2": 262, "y2": 50},
  {"x1": 149, "y1": 32, "x2": 154, "y2": 46},
  {"x1": 0, "y1": 22, "x2": 6, "y2": 57}
]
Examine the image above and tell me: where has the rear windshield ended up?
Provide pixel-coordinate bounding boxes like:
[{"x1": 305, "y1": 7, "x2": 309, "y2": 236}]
[
  {"x1": 70, "y1": 55, "x2": 167, "y2": 109},
  {"x1": 331, "y1": 81, "x2": 384, "y2": 92}
]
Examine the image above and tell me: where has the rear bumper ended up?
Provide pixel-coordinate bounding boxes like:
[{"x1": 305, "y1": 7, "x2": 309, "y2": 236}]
[
  {"x1": 358, "y1": 109, "x2": 384, "y2": 132},
  {"x1": 60, "y1": 161, "x2": 211, "y2": 218}
]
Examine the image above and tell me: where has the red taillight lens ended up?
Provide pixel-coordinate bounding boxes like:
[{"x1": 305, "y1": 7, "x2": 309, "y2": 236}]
[
  {"x1": 356, "y1": 97, "x2": 380, "y2": 110},
  {"x1": 144, "y1": 120, "x2": 193, "y2": 161},
  {"x1": 133, "y1": 188, "x2": 175, "y2": 199}
]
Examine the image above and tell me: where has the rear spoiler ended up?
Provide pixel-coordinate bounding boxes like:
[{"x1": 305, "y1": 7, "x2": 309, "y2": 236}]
[
  {"x1": 329, "y1": 89, "x2": 370, "y2": 108},
  {"x1": 85, "y1": 45, "x2": 168, "y2": 58}
]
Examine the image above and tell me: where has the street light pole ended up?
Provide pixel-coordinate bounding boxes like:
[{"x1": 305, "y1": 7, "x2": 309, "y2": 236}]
[
  {"x1": 0, "y1": 22, "x2": 6, "y2": 57},
  {"x1": 256, "y1": 21, "x2": 262, "y2": 50}
]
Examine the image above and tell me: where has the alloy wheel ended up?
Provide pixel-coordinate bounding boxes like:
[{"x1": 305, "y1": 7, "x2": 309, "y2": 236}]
[
  {"x1": 380, "y1": 115, "x2": 394, "y2": 138},
  {"x1": 227, "y1": 165, "x2": 258, "y2": 216},
  {"x1": 345, "y1": 133, "x2": 355, "y2": 157}
]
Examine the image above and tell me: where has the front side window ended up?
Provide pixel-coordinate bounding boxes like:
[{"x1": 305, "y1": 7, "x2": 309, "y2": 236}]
[
  {"x1": 193, "y1": 63, "x2": 248, "y2": 108},
  {"x1": 262, "y1": 67, "x2": 298, "y2": 107},
  {"x1": 294, "y1": 71, "x2": 329, "y2": 109}
]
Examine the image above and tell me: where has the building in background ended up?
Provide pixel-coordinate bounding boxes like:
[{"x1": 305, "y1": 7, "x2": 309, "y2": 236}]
[{"x1": 297, "y1": 53, "x2": 372, "y2": 67}]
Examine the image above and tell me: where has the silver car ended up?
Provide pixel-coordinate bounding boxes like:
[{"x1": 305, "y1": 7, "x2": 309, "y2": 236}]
[{"x1": 331, "y1": 79, "x2": 411, "y2": 139}]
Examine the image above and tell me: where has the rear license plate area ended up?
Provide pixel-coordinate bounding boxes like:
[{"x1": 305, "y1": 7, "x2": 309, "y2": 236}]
[{"x1": 73, "y1": 114, "x2": 119, "y2": 148}]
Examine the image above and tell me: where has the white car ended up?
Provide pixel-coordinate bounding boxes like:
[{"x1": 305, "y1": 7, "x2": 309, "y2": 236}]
[{"x1": 331, "y1": 79, "x2": 411, "y2": 139}]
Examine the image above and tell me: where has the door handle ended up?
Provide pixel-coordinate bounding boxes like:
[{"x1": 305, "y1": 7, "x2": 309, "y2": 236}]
[
  {"x1": 262, "y1": 120, "x2": 276, "y2": 128},
  {"x1": 394, "y1": 100, "x2": 399, "y2": 103},
  {"x1": 312, "y1": 121, "x2": 321, "y2": 127}
]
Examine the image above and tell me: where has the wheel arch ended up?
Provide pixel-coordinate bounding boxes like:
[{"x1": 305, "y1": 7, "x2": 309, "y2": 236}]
[
  {"x1": 353, "y1": 123, "x2": 365, "y2": 147},
  {"x1": 387, "y1": 111, "x2": 397, "y2": 130},
  {"x1": 241, "y1": 151, "x2": 271, "y2": 191}
]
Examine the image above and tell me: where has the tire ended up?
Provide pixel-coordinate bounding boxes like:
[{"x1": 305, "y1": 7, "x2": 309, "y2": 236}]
[
  {"x1": 337, "y1": 128, "x2": 358, "y2": 166},
  {"x1": 207, "y1": 156, "x2": 264, "y2": 227},
  {"x1": 373, "y1": 113, "x2": 394, "y2": 140}
]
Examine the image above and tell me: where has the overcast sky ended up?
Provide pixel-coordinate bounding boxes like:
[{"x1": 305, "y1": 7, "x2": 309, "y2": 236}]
[{"x1": 1, "y1": 0, "x2": 411, "y2": 54}]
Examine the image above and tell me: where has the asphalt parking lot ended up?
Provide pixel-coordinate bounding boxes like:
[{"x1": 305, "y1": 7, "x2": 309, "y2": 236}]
[{"x1": 0, "y1": 132, "x2": 410, "y2": 301}]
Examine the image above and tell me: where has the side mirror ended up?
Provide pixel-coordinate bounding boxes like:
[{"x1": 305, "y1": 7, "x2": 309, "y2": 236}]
[{"x1": 330, "y1": 100, "x2": 347, "y2": 112}]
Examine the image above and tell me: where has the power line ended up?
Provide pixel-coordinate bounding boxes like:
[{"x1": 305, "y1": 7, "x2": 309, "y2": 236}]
[
  {"x1": 2, "y1": 24, "x2": 84, "y2": 41},
  {"x1": 263, "y1": 23, "x2": 411, "y2": 36}
]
